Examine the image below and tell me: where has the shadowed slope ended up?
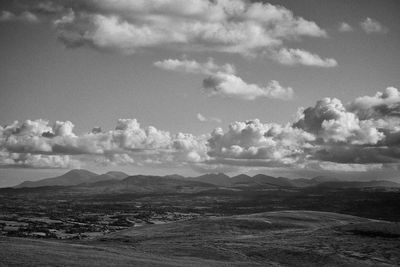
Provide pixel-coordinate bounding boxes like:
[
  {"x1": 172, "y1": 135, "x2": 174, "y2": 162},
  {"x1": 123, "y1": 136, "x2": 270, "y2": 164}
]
[
  {"x1": 1, "y1": 211, "x2": 399, "y2": 266},
  {"x1": 15, "y1": 170, "x2": 98, "y2": 188},
  {"x1": 75, "y1": 175, "x2": 217, "y2": 194},
  {"x1": 99, "y1": 210, "x2": 399, "y2": 266}
]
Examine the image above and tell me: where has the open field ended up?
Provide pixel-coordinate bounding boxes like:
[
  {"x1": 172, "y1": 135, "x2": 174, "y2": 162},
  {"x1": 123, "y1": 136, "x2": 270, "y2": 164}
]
[
  {"x1": 1, "y1": 210, "x2": 399, "y2": 266},
  {"x1": 1, "y1": 183, "x2": 400, "y2": 266}
]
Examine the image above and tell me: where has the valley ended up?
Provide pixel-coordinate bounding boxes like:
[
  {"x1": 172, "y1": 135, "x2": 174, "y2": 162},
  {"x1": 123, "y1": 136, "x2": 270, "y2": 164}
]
[{"x1": 1, "y1": 170, "x2": 400, "y2": 266}]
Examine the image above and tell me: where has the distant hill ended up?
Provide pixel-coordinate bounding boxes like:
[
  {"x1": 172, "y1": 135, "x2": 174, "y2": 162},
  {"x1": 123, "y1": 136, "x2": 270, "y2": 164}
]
[
  {"x1": 13, "y1": 170, "x2": 400, "y2": 191},
  {"x1": 188, "y1": 173, "x2": 231, "y2": 187},
  {"x1": 315, "y1": 180, "x2": 400, "y2": 189},
  {"x1": 15, "y1": 170, "x2": 98, "y2": 188},
  {"x1": 230, "y1": 174, "x2": 252, "y2": 184},
  {"x1": 289, "y1": 178, "x2": 316, "y2": 187},
  {"x1": 311, "y1": 176, "x2": 340, "y2": 183},
  {"x1": 252, "y1": 174, "x2": 293, "y2": 188},
  {"x1": 15, "y1": 170, "x2": 128, "y2": 188},
  {"x1": 86, "y1": 171, "x2": 129, "y2": 184},
  {"x1": 77, "y1": 175, "x2": 216, "y2": 194},
  {"x1": 189, "y1": 173, "x2": 299, "y2": 188}
]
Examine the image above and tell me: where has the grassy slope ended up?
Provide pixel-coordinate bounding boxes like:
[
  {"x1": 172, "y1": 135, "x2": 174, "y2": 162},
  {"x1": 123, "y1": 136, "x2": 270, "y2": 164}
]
[
  {"x1": 1, "y1": 211, "x2": 399, "y2": 266},
  {"x1": 0, "y1": 237, "x2": 255, "y2": 267}
]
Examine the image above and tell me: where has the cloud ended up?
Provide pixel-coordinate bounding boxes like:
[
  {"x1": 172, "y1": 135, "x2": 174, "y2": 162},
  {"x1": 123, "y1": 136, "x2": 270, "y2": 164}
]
[
  {"x1": 271, "y1": 48, "x2": 337, "y2": 67},
  {"x1": 1, "y1": 87, "x2": 399, "y2": 172},
  {"x1": 197, "y1": 113, "x2": 207, "y2": 122},
  {"x1": 308, "y1": 161, "x2": 383, "y2": 172},
  {"x1": 0, "y1": 118, "x2": 208, "y2": 169},
  {"x1": 0, "y1": 11, "x2": 39, "y2": 23},
  {"x1": 5, "y1": 0, "x2": 334, "y2": 66},
  {"x1": 206, "y1": 87, "x2": 400, "y2": 168},
  {"x1": 360, "y1": 18, "x2": 388, "y2": 34},
  {"x1": 293, "y1": 87, "x2": 400, "y2": 164},
  {"x1": 0, "y1": 151, "x2": 80, "y2": 169},
  {"x1": 293, "y1": 97, "x2": 384, "y2": 145},
  {"x1": 155, "y1": 58, "x2": 294, "y2": 100},
  {"x1": 98, "y1": 153, "x2": 135, "y2": 166},
  {"x1": 348, "y1": 87, "x2": 400, "y2": 120},
  {"x1": 207, "y1": 119, "x2": 316, "y2": 167},
  {"x1": 154, "y1": 58, "x2": 235, "y2": 75},
  {"x1": 197, "y1": 113, "x2": 222, "y2": 123},
  {"x1": 338, "y1": 22, "x2": 353, "y2": 32},
  {"x1": 203, "y1": 74, "x2": 294, "y2": 100}
]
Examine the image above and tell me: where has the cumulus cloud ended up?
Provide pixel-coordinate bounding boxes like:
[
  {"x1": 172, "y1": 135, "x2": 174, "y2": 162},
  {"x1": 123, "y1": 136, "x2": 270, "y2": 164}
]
[
  {"x1": 360, "y1": 18, "x2": 388, "y2": 34},
  {"x1": 293, "y1": 97, "x2": 384, "y2": 145},
  {"x1": 3, "y1": 0, "x2": 334, "y2": 67},
  {"x1": 0, "y1": 118, "x2": 208, "y2": 169},
  {"x1": 206, "y1": 87, "x2": 400, "y2": 168},
  {"x1": 207, "y1": 119, "x2": 315, "y2": 167},
  {"x1": 338, "y1": 22, "x2": 353, "y2": 32},
  {"x1": 271, "y1": 48, "x2": 337, "y2": 67},
  {"x1": 348, "y1": 87, "x2": 400, "y2": 120},
  {"x1": 155, "y1": 58, "x2": 294, "y2": 100},
  {"x1": 1, "y1": 87, "x2": 399, "y2": 171},
  {"x1": 197, "y1": 113, "x2": 222, "y2": 123},
  {"x1": 203, "y1": 74, "x2": 294, "y2": 100},
  {"x1": 0, "y1": 151, "x2": 80, "y2": 169},
  {"x1": 294, "y1": 87, "x2": 400, "y2": 164}
]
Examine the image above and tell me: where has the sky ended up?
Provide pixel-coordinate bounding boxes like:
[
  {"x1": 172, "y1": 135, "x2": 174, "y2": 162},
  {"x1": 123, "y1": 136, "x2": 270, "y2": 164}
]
[{"x1": 0, "y1": 0, "x2": 399, "y2": 186}]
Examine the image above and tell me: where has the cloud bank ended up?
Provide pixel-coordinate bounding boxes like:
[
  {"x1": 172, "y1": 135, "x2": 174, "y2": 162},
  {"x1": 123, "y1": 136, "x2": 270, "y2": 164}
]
[
  {"x1": 1, "y1": 87, "x2": 399, "y2": 173},
  {"x1": 1, "y1": 0, "x2": 335, "y2": 67}
]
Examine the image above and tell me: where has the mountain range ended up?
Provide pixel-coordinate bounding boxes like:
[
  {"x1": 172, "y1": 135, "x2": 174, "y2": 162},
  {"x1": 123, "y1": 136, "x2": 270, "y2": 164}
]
[
  {"x1": 15, "y1": 170, "x2": 129, "y2": 188},
  {"x1": 10, "y1": 169, "x2": 400, "y2": 193}
]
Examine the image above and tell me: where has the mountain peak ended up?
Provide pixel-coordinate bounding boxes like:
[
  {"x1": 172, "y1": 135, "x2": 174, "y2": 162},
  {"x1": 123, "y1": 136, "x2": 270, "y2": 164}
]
[{"x1": 63, "y1": 169, "x2": 98, "y2": 176}]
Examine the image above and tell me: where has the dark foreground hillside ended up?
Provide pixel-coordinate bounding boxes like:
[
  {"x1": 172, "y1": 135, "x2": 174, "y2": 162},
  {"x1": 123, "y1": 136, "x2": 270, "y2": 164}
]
[
  {"x1": 1, "y1": 211, "x2": 399, "y2": 266},
  {"x1": 1, "y1": 180, "x2": 400, "y2": 266}
]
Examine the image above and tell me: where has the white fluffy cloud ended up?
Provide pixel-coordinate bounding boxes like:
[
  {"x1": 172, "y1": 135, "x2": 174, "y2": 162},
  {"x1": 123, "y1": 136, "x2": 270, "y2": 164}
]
[
  {"x1": 155, "y1": 58, "x2": 294, "y2": 100},
  {"x1": 360, "y1": 18, "x2": 388, "y2": 34},
  {"x1": 294, "y1": 97, "x2": 384, "y2": 145},
  {"x1": 203, "y1": 74, "x2": 294, "y2": 100},
  {"x1": 154, "y1": 58, "x2": 235, "y2": 75},
  {"x1": 270, "y1": 48, "x2": 337, "y2": 67},
  {"x1": 1, "y1": 87, "x2": 399, "y2": 170},
  {"x1": 0, "y1": 118, "x2": 208, "y2": 169},
  {"x1": 0, "y1": 151, "x2": 80, "y2": 169},
  {"x1": 3, "y1": 0, "x2": 334, "y2": 67},
  {"x1": 208, "y1": 119, "x2": 315, "y2": 167},
  {"x1": 206, "y1": 87, "x2": 400, "y2": 168},
  {"x1": 348, "y1": 87, "x2": 400, "y2": 120}
]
